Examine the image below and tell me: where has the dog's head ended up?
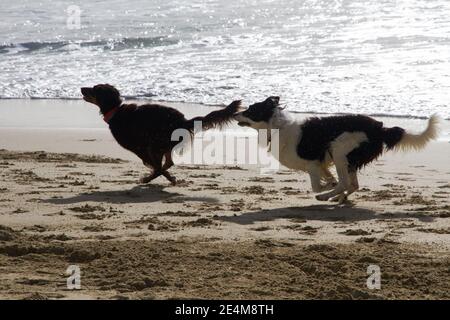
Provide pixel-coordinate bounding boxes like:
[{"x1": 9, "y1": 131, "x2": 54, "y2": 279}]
[
  {"x1": 81, "y1": 84, "x2": 122, "y2": 113},
  {"x1": 234, "y1": 96, "x2": 280, "y2": 129}
]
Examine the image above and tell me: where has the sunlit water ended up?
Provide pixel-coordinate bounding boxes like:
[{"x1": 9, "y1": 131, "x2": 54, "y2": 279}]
[{"x1": 1, "y1": 0, "x2": 449, "y2": 119}]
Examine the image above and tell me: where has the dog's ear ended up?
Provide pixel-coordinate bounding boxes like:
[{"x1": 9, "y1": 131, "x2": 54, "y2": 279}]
[{"x1": 265, "y1": 96, "x2": 280, "y2": 107}]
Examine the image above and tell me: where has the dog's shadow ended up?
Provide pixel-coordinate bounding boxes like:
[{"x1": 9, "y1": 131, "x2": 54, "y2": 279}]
[
  {"x1": 216, "y1": 204, "x2": 435, "y2": 224},
  {"x1": 43, "y1": 184, "x2": 218, "y2": 205}
]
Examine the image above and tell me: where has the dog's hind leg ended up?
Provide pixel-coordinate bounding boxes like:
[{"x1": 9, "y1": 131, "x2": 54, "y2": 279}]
[
  {"x1": 139, "y1": 160, "x2": 155, "y2": 184},
  {"x1": 140, "y1": 165, "x2": 161, "y2": 184},
  {"x1": 330, "y1": 170, "x2": 359, "y2": 203},
  {"x1": 140, "y1": 168, "x2": 158, "y2": 183},
  {"x1": 320, "y1": 166, "x2": 337, "y2": 190}
]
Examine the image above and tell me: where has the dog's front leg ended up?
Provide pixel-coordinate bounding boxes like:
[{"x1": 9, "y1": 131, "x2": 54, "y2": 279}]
[
  {"x1": 308, "y1": 165, "x2": 325, "y2": 193},
  {"x1": 315, "y1": 184, "x2": 346, "y2": 202},
  {"x1": 329, "y1": 192, "x2": 348, "y2": 204}
]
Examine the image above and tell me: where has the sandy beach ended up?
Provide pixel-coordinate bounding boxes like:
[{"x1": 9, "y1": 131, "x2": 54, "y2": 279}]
[{"x1": 0, "y1": 100, "x2": 449, "y2": 299}]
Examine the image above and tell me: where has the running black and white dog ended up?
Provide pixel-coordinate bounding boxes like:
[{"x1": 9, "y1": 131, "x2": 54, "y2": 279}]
[{"x1": 234, "y1": 97, "x2": 439, "y2": 203}]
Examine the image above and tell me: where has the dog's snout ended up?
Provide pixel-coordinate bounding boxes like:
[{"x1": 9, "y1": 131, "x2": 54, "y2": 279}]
[{"x1": 81, "y1": 87, "x2": 92, "y2": 96}]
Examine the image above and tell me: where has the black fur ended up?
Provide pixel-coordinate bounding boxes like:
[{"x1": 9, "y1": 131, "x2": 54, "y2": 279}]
[
  {"x1": 297, "y1": 115, "x2": 405, "y2": 170},
  {"x1": 81, "y1": 84, "x2": 241, "y2": 184},
  {"x1": 185, "y1": 100, "x2": 242, "y2": 131},
  {"x1": 382, "y1": 126, "x2": 405, "y2": 149},
  {"x1": 81, "y1": 85, "x2": 122, "y2": 114},
  {"x1": 239, "y1": 96, "x2": 408, "y2": 172},
  {"x1": 238, "y1": 96, "x2": 279, "y2": 125}
]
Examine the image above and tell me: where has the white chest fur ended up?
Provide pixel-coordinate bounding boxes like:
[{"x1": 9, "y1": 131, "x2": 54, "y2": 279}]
[{"x1": 269, "y1": 113, "x2": 313, "y2": 172}]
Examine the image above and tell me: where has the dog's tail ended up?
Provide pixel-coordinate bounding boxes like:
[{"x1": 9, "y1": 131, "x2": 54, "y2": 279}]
[
  {"x1": 184, "y1": 100, "x2": 242, "y2": 132},
  {"x1": 382, "y1": 114, "x2": 439, "y2": 151}
]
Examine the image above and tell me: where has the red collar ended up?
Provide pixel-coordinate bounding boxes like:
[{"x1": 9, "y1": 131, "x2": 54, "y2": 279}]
[{"x1": 103, "y1": 106, "x2": 121, "y2": 123}]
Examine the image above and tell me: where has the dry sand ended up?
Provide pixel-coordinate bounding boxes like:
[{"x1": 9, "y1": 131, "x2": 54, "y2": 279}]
[{"x1": 0, "y1": 100, "x2": 449, "y2": 299}]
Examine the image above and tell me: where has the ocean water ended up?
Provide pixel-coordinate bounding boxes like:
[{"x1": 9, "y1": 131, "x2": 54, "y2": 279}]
[{"x1": 1, "y1": 0, "x2": 449, "y2": 119}]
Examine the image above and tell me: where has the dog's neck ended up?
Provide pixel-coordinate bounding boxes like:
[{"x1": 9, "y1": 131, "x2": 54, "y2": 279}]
[
  {"x1": 102, "y1": 104, "x2": 122, "y2": 123},
  {"x1": 264, "y1": 109, "x2": 294, "y2": 151},
  {"x1": 268, "y1": 108, "x2": 294, "y2": 129}
]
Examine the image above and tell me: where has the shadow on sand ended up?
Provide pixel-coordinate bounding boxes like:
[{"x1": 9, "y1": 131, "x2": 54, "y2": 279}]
[
  {"x1": 42, "y1": 184, "x2": 218, "y2": 205},
  {"x1": 216, "y1": 204, "x2": 435, "y2": 224}
]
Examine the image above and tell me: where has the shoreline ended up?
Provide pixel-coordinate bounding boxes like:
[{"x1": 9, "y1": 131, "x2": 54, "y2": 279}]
[
  {"x1": 0, "y1": 99, "x2": 449, "y2": 161},
  {"x1": 1, "y1": 97, "x2": 449, "y2": 121},
  {"x1": 1, "y1": 99, "x2": 449, "y2": 127}
]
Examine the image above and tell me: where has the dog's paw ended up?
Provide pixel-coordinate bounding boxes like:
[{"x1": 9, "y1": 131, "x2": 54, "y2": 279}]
[
  {"x1": 330, "y1": 193, "x2": 347, "y2": 203},
  {"x1": 139, "y1": 176, "x2": 152, "y2": 184},
  {"x1": 315, "y1": 193, "x2": 330, "y2": 201},
  {"x1": 330, "y1": 193, "x2": 353, "y2": 205}
]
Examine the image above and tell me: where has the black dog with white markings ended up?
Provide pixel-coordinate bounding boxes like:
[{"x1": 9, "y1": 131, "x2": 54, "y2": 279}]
[{"x1": 234, "y1": 97, "x2": 439, "y2": 203}]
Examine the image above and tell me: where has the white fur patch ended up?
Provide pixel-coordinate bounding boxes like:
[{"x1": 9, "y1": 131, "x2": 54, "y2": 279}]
[{"x1": 330, "y1": 131, "x2": 368, "y2": 158}]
